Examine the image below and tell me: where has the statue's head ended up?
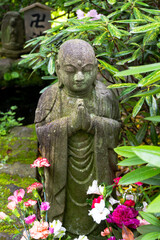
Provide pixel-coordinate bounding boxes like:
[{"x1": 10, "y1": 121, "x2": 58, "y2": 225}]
[{"x1": 56, "y1": 39, "x2": 97, "y2": 95}]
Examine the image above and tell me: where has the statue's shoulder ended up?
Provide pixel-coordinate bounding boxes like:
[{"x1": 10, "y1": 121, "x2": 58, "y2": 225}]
[
  {"x1": 35, "y1": 83, "x2": 58, "y2": 123},
  {"x1": 95, "y1": 80, "x2": 117, "y2": 100}
]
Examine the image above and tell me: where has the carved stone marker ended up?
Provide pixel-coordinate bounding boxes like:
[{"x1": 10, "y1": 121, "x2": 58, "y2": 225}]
[
  {"x1": 20, "y1": 2, "x2": 53, "y2": 41},
  {"x1": 35, "y1": 39, "x2": 121, "y2": 239},
  {"x1": 1, "y1": 11, "x2": 25, "y2": 58}
]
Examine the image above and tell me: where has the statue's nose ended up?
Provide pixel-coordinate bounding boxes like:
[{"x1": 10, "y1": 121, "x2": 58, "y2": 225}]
[{"x1": 74, "y1": 71, "x2": 84, "y2": 81}]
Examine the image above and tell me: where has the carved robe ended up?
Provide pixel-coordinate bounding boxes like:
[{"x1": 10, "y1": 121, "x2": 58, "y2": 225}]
[{"x1": 35, "y1": 80, "x2": 121, "y2": 237}]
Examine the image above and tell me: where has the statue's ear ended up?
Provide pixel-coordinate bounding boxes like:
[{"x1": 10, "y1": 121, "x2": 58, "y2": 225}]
[{"x1": 55, "y1": 60, "x2": 64, "y2": 88}]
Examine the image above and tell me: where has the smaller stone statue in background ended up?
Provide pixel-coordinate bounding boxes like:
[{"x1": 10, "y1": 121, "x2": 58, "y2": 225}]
[{"x1": 1, "y1": 11, "x2": 25, "y2": 58}]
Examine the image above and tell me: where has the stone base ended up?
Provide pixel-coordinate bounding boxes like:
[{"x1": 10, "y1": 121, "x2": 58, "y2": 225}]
[{"x1": 0, "y1": 47, "x2": 30, "y2": 59}]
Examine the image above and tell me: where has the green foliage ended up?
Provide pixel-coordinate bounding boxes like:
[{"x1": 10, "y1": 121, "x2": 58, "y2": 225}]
[{"x1": 0, "y1": 106, "x2": 24, "y2": 136}]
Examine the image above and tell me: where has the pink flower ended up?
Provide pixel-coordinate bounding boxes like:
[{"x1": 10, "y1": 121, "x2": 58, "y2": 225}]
[
  {"x1": 101, "y1": 227, "x2": 112, "y2": 236},
  {"x1": 86, "y1": 9, "x2": 101, "y2": 20},
  {"x1": 76, "y1": 9, "x2": 85, "y2": 20},
  {"x1": 49, "y1": 227, "x2": 54, "y2": 234},
  {"x1": 113, "y1": 177, "x2": 122, "y2": 187},
  {"x1": 91, "y1": 195, "x2": 103, "y2": 208},
  {"x1": 7, "y1": 201, "x2": 16, "y2": 210},
  {"x1": 24, "y1": 199, "x2": 37, "y2": 207},
  {"x1": 139, "y1": 218, "x2": 150, "y2": 226},
  {"x1": 41, "y1": 202, "x2": 50, "y2": 211},
  {"x1": 8, "y1": 189, "x2": 25, "y2": 204},
  {"x1": 124, "y1": 200, "x2": 135, "y2": 207},
  {"x1": 0, "y1": 212, "x2": 7, "y2": 220},
  {"x1": 108, "y1": 237, "x2": 116, "y2": 240},
  {"x1": 135, "y1": 182, "x2": 143, "y2": 186},
  {"x1": 27, "y1": 182, "x2": 43, "y2": 193},
  {"x1": 20, "y1": 230, "x2": 30, "y2": 240},
  {"x1": 30, "y1": 157, "x2": 51, "y2": 168},
  {"x1": 25, "y1": 214, "x2": 36, "y2": 224},
  {"x1": 107, "y1": 205, "x2": 140, "y2": 229},
  {"x1": 30, "y1": 221, "x2": 49, "y2": 239}
]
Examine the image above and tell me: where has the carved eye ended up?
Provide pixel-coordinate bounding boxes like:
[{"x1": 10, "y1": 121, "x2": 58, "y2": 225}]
[
  {"x1": 83, "y1": 64, "x2": 94, "y2": 72},
  {"x1": 64, "y1": 65, "x2": 76, "y2": 72}
]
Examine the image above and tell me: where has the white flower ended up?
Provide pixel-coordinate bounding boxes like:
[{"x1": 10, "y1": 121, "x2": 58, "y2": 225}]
[
  {"x1": 88, "y1": 199, "x2": 110, "y2": 224},
  {"x1": 109, "y1": 196, "x2": 120, "y2": 205},
  {"x1": 49, "y1": 220, "x2": 66, "y2": 238},
  {"x1": 142, "y1": 201, "x2": 148, "y2": 212},
  {"x1": 74, "y1": 235, "x2": 89, "y2": 240},
  {"x1": 87, "y1": 180, "x2": 101, "y2": 195}
]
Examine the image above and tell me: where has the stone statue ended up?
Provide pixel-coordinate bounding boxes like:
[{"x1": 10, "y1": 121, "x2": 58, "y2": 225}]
[
  {"x1": 1, "y1": 11, "x2": 25, "y2": 58},
  {"x1": 35, "y1": 39, "x2": 121, "y2": 239}
]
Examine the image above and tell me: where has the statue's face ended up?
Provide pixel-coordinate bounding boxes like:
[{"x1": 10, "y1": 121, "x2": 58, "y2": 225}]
[{"x1": 57, "y1": 51, "x2": 97, "y2": 94}]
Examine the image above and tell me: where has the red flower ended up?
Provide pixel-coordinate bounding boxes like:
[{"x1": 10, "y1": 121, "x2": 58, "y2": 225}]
[
  {"x1": 24, "y1": 199, "x2": 37, "y2": 207},
  {"x1": 113, "y1": 177, "x2": 122, "y2": 187},
  {"x1": 124, "y1": 200, "x2": 135, "y2": 207},
  {"x1": 101, "y1": 227, "x2": 112, "y2": 236},
  {"x1": 135, "y1": 182, "x2": 143, "y2": 186},
  {"x1": 30, "y1": 157, "x2": 51, "y2": 168},
  {"x1": 91, "y1": 195, "x2": 103, "y2": 208},
  {"x1": 27, "y1": 182, "x2": 43, "y2": 193}
]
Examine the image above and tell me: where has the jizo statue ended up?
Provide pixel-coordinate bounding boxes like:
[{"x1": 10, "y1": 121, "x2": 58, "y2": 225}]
[{"x1": 35, "y1": 39, "x2": 121, "y2": 239}]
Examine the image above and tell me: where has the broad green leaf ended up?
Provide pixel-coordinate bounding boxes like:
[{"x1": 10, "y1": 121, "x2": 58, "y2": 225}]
[
  {"x1": 131, "y1": 23, "x2": 160, "y2": 33},
  {"x1": 114, "y1": 146, "x2": 136, "y2": 157},
  {"x1": 64, "y1": 0, "x2": 81, "y2": 6},
  {"x1": 137, "y1": 225, "x2": 160, "y2": 235},
  {"x1": 121, "y1": 2, "x2": 132, "y2": 11},
  {"x1": 120, "y1": 85, "x2": 137, "y2": 98},
  {"x1": 107, "y1": 0, "x2": 116, "y2": 5},
  {"x1": 119, "y1": 166, "x2": 160, "y2": 185},
  {"x1": 145, "y1": 116, "x2": 160, "y2": 122},
  {"x1": 139, "y1": 212, "x2": 160, "y2": 226},
  {"x1": 115, "y1": 63, "x2": 160, "y2": 76},
  {"x1": 142, "y1": 174, "x2": 160, "y2": 185},
  {"x1": 133, "y1": 146, "x2": 160, "y2": 168},
  {"x1": 48, "y1": 56, "x2": 55, "y2": 75},
  {"x1": 140, "y1": 8, "x2": 160, "y2": 16},
  {"x1": 143, "y1": 30, "x2": 158, "y2": 46},
  {"x1": 118, "y1": 156, "x2": 145, "y2": 166},
  {"x1": 136, "y1": 122, "x2": 148, "y2": 144},
  {"x1": 133, "y1": 7, "x2": 142, "y2": 19},
  {"x1": 150, "y1": 122, "x2": 158, "y2": 145},
  {"x1": 141, "y1": 232, "x2": 160, "y2": 240},
  {"x1": 157, "y1": 42, "x2": 160, "y2": 48},
  {"x1": 108, "y1": 83, "x2": 136, "y2": 89},
  {"x1": 147, "y1": 195, "x2": 160, "y2": 213},
  {"x1": 132, "y1": 97, "x2": 144, "y2": 117},
  {"x1": 126, "y1": 130, "x2": 139, "y2": 146},
  {"x1": 93, "y1": 32, "x2": 107, "y2": 46},
  {"x1": 108, "y1": 23, "x2": 122, "y2": 39},
  {"x1": 138, "y1": 70, "x2": 160, "y2": 87},
  {"x1": 98, "y1": 59, "x2": 119, "y2": 75},
  {"x1": 132, "y1": 87, "x2": 160, "y2": 98}
]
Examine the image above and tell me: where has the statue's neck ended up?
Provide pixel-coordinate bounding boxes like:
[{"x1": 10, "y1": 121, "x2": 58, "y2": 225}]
[{"x1": 63, "y1": 86, "x2": 94, "y2": 98}]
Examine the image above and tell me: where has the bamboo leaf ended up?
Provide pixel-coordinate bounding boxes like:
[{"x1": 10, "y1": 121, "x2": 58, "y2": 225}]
[
  {"x1": 141, "y1": 14, "x2": 156, "y2": 23},
  {"x1": 145, "y1": 116, "x2": 160, "y2": 122},
  {"x1": 93, "y1": 32, "x2": 107, "y2": 46},
  {"x1": 120, "y1": 85, "x2": 137, "y2": 98},
  {"x1": 136, "y1": 2, "x2": 149, "y2": 7},
  {"x1": 133, "y1": 7, "x2": 142, "y2": 19},
  {"x1": 66, "y1": 24, "x2": 102, "y2": 32},
  {"x1": 107, "y1": 10, "x2": 121, "y2": 19},
  {"x1": 64, "y1": 0, "x2": 81, "y2": 6},
  {"x1": 131, "y1": 22, "x2": 160, "y2": 33},
  {"x1": 132, "y1": 97, "x2": 144, "y2": 117},
  {"x1": 107, "y1": 0, "x2": 116, "y2": 5},
  {"x1": 150, "y1": 122, "x2": 158, "y2": 145},
  {"x1": 143, "y1": 30, "x2": 158, "y2": 46},
  {"x1": 138, "y1": 70, "x2": 160, "y2": 87},
  {"x1": 126, "y1": 130, "x2": 139, "y2": 146},
  {"x1": 114, "y1": 50, "x2": 134, "y2": 57},
  {"x1": 108, "y1": 83, "x2": 136, "y2": 89},
  {"x1": 98, "y1": 59, "x2": 119, "y2": 75},
  {"x1": 48, "y1": 56, "x2": 55, "y2": 75},
  {"x1": 136, "y1": 122, "x2": 148, "y2": 144},
  {"x1": 115, "y1": 63, "x2": 160, "y2": 76},
  {"x1": 147, "y1": 195, "x2": 160, "y2": 213},
  {"x1": 121, "y1": 2, "x2": 132, "y2": 11},
  {"x1": 132, "y1": 87, "x2": 160, "y2": 98},
  {"x1": 140, "y1": 8, "x2": 160, "y2": 16},
  {"x1": 119, "y1": 166, "x2": 160, "y2": 185},
  {"x1": 116, "y1": 19, "x2": 146, "y2": 23},
  {"x1": 108, "y1": 23, "x2": 122, "y2": 39}
]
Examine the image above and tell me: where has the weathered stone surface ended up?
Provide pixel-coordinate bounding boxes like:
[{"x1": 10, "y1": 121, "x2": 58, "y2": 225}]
[
  {"x1": 0, "y1": 11, "x2": 26, "y2": 58},
  {"x1": 35, "y1": 39, "x2": 121, "y2": 238}
]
